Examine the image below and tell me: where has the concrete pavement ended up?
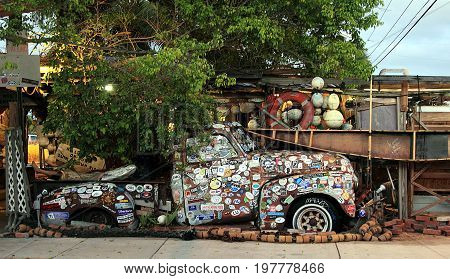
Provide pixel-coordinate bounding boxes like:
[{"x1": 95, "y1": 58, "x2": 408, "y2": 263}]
[{"x1": 1, "y1": 233, "x2": 449, "y2": 259}]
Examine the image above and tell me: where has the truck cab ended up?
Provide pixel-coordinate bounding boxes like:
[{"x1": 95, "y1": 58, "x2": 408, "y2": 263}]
[{"x1": 170, "y1": 122, "x2": 357, "y2": 233}]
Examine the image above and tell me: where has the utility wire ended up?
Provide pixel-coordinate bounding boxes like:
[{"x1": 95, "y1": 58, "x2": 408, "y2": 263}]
[
  {"x1": 366, "y1": 0, "x2": 393, "y2": 42},
  {"x1": 366, "y1": 0, "x2": 449, "y2": 49},
  {"x1": 374, "y1": 0, "x2": 438, "y2": 67},
  {"x1": 371, "y1": 0, "x2": 432, "y2": 62},
  {"x1": 367, "y1": 0, "x2": 416, "y2": 57}
]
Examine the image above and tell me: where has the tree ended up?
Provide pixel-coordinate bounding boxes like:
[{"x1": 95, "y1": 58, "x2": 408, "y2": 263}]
[{"x1": 0, "y1": 0, "x2": 382, "y2": 164}]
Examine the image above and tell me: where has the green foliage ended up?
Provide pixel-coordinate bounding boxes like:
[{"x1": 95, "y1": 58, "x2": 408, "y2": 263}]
[{"x1": 1, "y1": 0, "x2": 382, "y2": 163}]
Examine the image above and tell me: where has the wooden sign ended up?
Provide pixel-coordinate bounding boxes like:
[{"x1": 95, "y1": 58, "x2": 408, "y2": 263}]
[{"x1": 0, "y1": 54, "x2": 40, "y2": 87}]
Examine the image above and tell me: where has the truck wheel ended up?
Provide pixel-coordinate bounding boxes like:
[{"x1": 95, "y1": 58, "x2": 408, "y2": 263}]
[
  {"x1": 290, "y1": 197, "x2": 341, "y2": 233},
  {"x1": 82, "y1": 210, "x2": 114, "y2": 226}
]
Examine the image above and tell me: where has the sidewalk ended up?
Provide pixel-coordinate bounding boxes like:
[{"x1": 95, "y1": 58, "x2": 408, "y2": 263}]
[{"x1": 1, "y1": 233, "x2": 449, "y2": 259}]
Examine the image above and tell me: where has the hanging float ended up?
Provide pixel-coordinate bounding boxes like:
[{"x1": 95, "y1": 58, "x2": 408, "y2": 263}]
[{"x1": 263, "y1": 91, "x2": 314, "y2": 130}]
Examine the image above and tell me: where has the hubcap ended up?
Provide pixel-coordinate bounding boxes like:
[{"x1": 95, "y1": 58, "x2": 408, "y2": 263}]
[{"x1": 293, "y1": 204, "x2": 331, "y2": 233}]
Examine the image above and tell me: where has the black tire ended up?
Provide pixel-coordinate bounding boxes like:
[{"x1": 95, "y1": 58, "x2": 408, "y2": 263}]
[
  {"x1": 288, "y1": 196, "x2": 342, "y2": 233},
  {"x1": 82, "y1": 209, "x2": 115, "y2": 226}
]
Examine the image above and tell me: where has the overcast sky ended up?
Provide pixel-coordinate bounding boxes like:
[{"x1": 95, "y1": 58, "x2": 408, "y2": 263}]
[{"x1": 362, "y1": 0, "x2": 450, "y2": 76}]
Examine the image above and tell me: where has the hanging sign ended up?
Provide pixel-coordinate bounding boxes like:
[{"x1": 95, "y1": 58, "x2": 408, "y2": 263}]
[{"x1": 0, "y1": 54, "x2": 40, "y2": 87}]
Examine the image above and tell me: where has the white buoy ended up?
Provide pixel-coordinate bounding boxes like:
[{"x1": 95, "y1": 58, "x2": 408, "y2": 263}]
[
  {"x1": 312, "y1": 77, "x2": 325, "y2": 90},
  {"x1": 328, "y1": 94, "x2": 340, "y2": 110},
  {"x1": 314, "y1": 108, "x2": 322, "y2": 115},
  {"x1": 323, "y1": 110, "x2": 344, "y2": 128},
  {"x1": 311, "y1": 93, "x2": 324, "y2": 108},
  {"x1": 287, "y1": 109, "x2": 302, "y2": 121},
  {"x1": 157, "y1": 215, "x2": 167, "y2": 225},
  {"x1": 312, "y1": 115, "x2": 321, "y2": 126}
]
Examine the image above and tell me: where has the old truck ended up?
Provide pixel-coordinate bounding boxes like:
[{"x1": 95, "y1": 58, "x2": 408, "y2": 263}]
[{"x1": 38, "y1": 122, "x2": 357, "y2": 233}]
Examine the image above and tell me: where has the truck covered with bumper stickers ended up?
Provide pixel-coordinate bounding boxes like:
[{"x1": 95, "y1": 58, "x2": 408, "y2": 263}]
[{"x1": 171, "y1": 122, "x2": 358, "y2": 233}]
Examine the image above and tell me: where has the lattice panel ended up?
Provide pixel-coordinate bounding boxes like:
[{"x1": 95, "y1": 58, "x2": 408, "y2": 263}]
[{"x1": 5, "y1": 129, "x2": 30, "y2": 216}]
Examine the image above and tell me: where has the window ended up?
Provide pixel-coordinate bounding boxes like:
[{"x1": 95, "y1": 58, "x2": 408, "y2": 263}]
[{"x1": 186, "y1": 134, "x2": 238, "y2": 163}]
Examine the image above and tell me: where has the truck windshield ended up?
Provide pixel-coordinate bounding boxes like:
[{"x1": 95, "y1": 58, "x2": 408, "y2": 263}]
[{"x1": 231, "y1": 127, "x2": 256, "y2": 153}]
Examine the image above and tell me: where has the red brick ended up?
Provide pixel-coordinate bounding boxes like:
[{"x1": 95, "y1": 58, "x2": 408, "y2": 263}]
[
  {"x1": 405, "y1": 228, "x2": 416, "y2": 233},
  {"x1": 48, "y1": 224, "x2": 60, "y2": 230},
  {"x1": 15, "y1": 232, "x2": 29, "y2": 238},
  {"x1": 423, "y1": 229, "x2": 441, "y2": 236},
  {"x1": 54, "y1": 232, "x2": 63, "y2": 238},
  {"x1": 416, "y1": 215, "x2": 431, "y2": 222},
  {"x1": 391, "y1": 229, "x2": 403, "y2": 235},
  {"x1": 392, "y1": 224, "x2": 405, "y2": 231},
  {"x1": 425, "y1": 221, "x2": 439, "y2": 229},
  {"x1": 443, "y1": 230, "x2": 450, "y2": 237},
  {"x1": 438, "y1": 226, "x2": 450, "y2": 231},
  {"x1": 384, "y1": 220, "x2": 398, "y2": 227},
  {"x1": 412, "y1": 223, "x2": 425, "y2": 232},
  {"x1": 405, "y1": 219, "x2": 417, "y2": 227}
]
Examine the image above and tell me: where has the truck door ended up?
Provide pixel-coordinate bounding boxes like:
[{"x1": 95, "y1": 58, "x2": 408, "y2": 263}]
[{"x1": 182, "y1": 133, "x2": 255, "y2": 225}]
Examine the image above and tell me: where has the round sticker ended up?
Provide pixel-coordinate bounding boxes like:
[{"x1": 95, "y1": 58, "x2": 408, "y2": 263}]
[
  {"x1": 239, "y1": 164, "x2": 247, "y2": 172},
  {"x1": 224, "y1": 198, "x2": 232, "y2": 205},
  {"x1": 86, "y1": 189, "x2": 93, "y2": 194},
  {"x1": 288, "y1": 156, "x2": 297, "y2": 161},
  {"x1": 211, "y1": 196, "x2": 222, "y2": 204},
  {"x1": 278, "y1": 178, "x2": 287, "y2": 186},
  {"x1": 286, "y1": 183, "x2": 298, "y2": 191},
  {"x1": 245, "y1": 192, "x2": 254, "y2": 200},
  {"x1": 77, "y1": 187, "x2": 87, "y2": 194},
  {"x1": 243, "y1": 170, "x2": 250, "y2": 177},
  {"x1": 275, "y1": 204, "x2": 283, "y2": 211},
  {"x1": 125, "y1": 184, "x2": 136, "y2": 192},
  {"x1": 92, "y1": 191, "x2": 103, "y2": 198},
  {"x1": 136, "y1": 185, "x2": 144, "y2": 193},
  {"x1": 116, "y1": 195, "x2": 125, "y2": 201},
  {"x1": 231, "y1": 174, "x2": 241, "y2": 182},
  {"x1": 231, "y1": 210, "x2": 241, "y2": 216},
  {"x1": 144, "y1": 184, "x2": 153, "y2": 191},
  {"x1": 93, "y1": 185, "x2": 101, "y2": 191},
  {"x1": 275, "y1": 217, "x2": 285, "y2": 224},
  {"x1": 210, "y1": 178, "x2": 221, "y2": 190},
  {"x1": 272, "y1": 185, "x2": 281, "y2": 193},
  {"x1": 252, "y1": 183, "x2": 260, "y2": 190},
  {"x1": 194, "y1": 168, "x2": 201, "y2": 174}
]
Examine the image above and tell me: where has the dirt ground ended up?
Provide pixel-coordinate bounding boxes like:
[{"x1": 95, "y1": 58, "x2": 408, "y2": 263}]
[{"x1": 0, "y1": 232, "x2": 448, "y2": 259}]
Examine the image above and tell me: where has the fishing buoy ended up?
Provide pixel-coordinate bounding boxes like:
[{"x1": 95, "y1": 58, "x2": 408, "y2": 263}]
[
  {"x1": 248, "y1": 119, "x2": 259, "y2": 129},
  {"x1": 314, "y1": 108, "x2": 322, "y2": 115},
  {"x1": 312, "y1": 115, "x2": 321, "y2": 127},
  {"x1": 342, "y1": 123, "x2": 353, "y2": 130},
  {"x1": 157, "y1": 215, "x2": 167, "y2": 225},
  {"x1": 311, "y1": 93, "x2": 324, "y2": 108},
  {"x1": 312, "y1": 77, "x2": 325, "y2": 90},
  {"x1": 239, "y1": 102, "x2": 256, "y2": 113},
  {"x1": 231, "y1": 105, "x2": 240, "y2": 114},
  {"x1": 323, "y1": 110, "x2": 344, "y2": 128},
  {"x1": 47, "y1": 143, "x2": 56, "y2": 153},
  {"x1": 328, "y1": 94, "x2": 340, "y2": 110},
  {"x1": 38, "y1": 136, "x2": 49, "y2": 147},
  {"x1": 287, "y1": 109, "x2": 302, "y2": 121}
]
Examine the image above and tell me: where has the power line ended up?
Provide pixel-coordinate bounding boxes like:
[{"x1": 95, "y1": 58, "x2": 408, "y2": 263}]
[
  {"x1": 371, "y1": 0, "x2": 432, "y2": 62},
  {"x1": 374, "y1": 0, "x2": 438, "y2": 67},
  {"x1": 366, "y1": 0, "x2": 450, "y2": 49},
  {"x1": 367, "y1": 0, "x2": 416, "y2": 57},
  {"x1": 366, "y1": 0, "x2": 393, "y2": 42}
]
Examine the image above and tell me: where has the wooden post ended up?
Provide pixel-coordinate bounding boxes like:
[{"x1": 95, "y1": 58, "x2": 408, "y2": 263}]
[{"x1": 368, "y1": 75, "x2": 373, "y2": 159}]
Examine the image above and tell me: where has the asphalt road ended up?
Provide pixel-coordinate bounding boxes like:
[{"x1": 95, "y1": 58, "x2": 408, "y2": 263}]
[{"x1": 0, "y1": 233, "x2": 449, "y2": 259}]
